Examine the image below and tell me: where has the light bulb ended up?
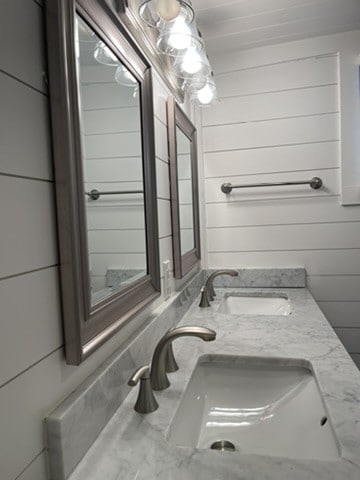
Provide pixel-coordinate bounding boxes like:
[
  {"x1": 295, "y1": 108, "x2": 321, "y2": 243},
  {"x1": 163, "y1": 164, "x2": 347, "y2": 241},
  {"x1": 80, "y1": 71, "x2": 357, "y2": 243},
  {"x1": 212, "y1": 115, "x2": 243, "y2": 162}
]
[
  {"x1": 167, "y1": 17, "x2": 191, "y2": 50},
  {"x1": 156, "y1": 0, "x2": 180, "y2": 21},
  {"x1": 181, "y1": 48, "x2": 202, "y2": 74},
  {"x1": 197, "y1": 83, "x2": 215, "y2": 104}
]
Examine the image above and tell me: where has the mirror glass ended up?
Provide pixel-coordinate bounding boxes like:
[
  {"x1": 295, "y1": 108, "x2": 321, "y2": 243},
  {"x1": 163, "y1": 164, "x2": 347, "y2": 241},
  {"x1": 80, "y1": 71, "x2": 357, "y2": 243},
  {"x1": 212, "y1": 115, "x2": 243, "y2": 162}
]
[
  {"x1": 176, "y1": 126, "x2": 195, "y2": 255},
  {"x1": 76, "y1": 16, "x2": 147, "y2": 306}
]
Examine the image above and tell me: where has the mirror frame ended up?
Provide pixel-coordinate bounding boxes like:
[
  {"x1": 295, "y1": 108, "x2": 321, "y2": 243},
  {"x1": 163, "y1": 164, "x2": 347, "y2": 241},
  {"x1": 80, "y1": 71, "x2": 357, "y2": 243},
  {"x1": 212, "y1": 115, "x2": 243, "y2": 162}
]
[
  {"x1": 167, "y1": 97, "x2": 201, "y2": 279},
  {"x1": 46, "y1": 0, "x2": 160, "y2": 365}
]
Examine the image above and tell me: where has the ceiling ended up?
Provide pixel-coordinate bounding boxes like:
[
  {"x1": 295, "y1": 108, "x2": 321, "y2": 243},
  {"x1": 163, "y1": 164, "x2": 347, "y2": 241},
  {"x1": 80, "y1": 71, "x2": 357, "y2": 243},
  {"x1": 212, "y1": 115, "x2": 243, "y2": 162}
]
[{"x1": 192, "y1": 0, "x2": 360, "y2": 56}]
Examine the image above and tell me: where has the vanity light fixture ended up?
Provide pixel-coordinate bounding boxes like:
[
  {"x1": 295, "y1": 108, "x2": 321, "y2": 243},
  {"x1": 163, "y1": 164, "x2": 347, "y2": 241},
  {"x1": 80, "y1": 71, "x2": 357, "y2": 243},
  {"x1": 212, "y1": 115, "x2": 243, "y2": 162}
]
[
  {"x1": 139, "y1": 0, "x2": 194, "y2": 28},
  {"x1": 136, "y1": 0, "x2": 218, "y2": 107}
]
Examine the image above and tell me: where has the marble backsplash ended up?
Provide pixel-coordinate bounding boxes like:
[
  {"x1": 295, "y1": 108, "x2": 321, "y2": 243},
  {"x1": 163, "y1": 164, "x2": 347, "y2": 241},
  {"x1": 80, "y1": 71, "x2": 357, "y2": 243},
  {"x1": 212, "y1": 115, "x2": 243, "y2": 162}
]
[{"x1": 208, "y1": 267, "x2": 306, "y2": 288}]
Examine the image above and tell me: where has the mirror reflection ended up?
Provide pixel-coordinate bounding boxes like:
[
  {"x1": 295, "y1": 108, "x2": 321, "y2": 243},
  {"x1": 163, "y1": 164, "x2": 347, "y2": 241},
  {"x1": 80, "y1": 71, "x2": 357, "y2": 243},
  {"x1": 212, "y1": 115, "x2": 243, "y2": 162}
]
[
  {"x1": 176, "y1": 126, "x2": 195, "y2": 255},
  {"x1": 76, "y1": 16, "x2": 147, "y2": 306}
]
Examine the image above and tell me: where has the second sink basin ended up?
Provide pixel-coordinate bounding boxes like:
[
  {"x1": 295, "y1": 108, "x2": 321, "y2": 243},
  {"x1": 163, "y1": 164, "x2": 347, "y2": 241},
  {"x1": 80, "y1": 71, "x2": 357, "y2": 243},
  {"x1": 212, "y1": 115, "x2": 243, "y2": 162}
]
[
  {"x1": 218, "y1": 293, "x2": 291, "y2": 316},
  {"x1": 168, "y1": 355, "x2": 339, "y2": 460}
]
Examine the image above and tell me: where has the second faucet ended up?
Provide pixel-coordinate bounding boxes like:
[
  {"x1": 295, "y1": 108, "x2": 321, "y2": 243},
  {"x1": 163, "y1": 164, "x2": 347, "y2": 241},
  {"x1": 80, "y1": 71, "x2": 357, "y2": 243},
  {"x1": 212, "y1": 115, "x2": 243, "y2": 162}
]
[{"x1": 199, "y1": 269, "x2": 239, "y2": 308}]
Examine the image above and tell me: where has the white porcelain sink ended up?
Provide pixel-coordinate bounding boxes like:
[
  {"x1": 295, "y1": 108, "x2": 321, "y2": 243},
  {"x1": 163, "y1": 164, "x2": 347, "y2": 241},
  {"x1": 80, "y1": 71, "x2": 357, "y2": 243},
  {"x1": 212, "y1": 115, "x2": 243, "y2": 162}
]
[
  {"x1": 218, "y1": 293, "x2": 291, "y2": 316},
  {"x1": 168, "y1": 355, "x2": 339, "y2": 460}
]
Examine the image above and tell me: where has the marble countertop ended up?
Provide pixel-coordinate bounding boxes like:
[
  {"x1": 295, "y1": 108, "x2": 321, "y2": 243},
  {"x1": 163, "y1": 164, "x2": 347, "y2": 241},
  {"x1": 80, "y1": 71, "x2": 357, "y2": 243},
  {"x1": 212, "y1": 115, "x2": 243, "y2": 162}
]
[{"x1": 68, "y1": 288, "x2": 360, "y2": 480}]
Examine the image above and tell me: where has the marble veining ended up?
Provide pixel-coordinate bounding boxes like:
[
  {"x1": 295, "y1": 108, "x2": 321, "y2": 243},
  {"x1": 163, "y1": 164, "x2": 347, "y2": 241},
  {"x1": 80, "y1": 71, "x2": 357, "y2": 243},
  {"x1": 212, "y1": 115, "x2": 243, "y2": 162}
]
[
  {"x1": 67, "y1": 286, "x2": 360, "y2": 480},
  {"x1": 208, "y1": 267, "x2": 306, "y2": 288},
  {"x1": 45, "y1": 271, "x2": 205, "y2": 480}
]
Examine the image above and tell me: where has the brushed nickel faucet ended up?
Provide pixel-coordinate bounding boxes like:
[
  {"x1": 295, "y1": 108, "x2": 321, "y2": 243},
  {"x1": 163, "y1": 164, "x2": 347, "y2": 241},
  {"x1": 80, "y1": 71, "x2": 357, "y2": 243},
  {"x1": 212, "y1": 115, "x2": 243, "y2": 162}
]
[
  {"x1": 150, "y1": 326, "x2": 216, "y2": 391},
  {"x1": 199, "y1": 269, "x2": 239, "y2": 308}
]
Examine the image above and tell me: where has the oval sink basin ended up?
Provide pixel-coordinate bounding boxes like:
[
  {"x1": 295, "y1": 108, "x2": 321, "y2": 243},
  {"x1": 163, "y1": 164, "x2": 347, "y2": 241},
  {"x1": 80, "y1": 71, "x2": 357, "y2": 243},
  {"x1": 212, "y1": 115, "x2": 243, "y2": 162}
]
[
  {"x1": 168, "y1": 355, "x2": 339, "y2": 460},
  {"x1": 218, "y1": 293, "x2": 291, "y2": 316}
]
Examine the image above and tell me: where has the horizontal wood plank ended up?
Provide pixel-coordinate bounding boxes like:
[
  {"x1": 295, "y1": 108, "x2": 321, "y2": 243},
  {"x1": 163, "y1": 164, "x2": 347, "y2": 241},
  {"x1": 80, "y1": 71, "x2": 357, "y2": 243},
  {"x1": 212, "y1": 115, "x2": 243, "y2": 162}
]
[
  {"x1": 88, "y1": 230, "x2": 146, "y2": 254},
  {"x1": 318, "y1": 302, "x2": 360, "y2": 328},
  {"x1": 83, "y1": 107, "x2": 140, "y2": 135},
  {"x1": 85, "y1": 157, "x2": 143, "y2": 182},
  {"x1": 0, "y1": 268, "x2": 62, "y2": 387},
  {"x1": 16, "y1": 451, "x2": 47, "y2": 480},
  {"x1": 307, "y1": 275, "x2": 360, "y2": 302},
  {"x1": 334, "y1": 328, "x2": 360, "y2": 353},
  {"x1": 207, "y1": 250, "x2": 360, "y2": 276},
  {"x1": 206, "y1": 196, "x2": 359, "y2": 228},
  {"x1": 0, "y1": 72, "x2": 52, "y2": 180},
  {"x1": 0, "y1": 176, "x2": 58, "y2": 278},
  {"x1": 204, "y1": 113, "x2": 339, "y2": 152},
  {"x1": 86, "y1": 205, "x2": 145, "y2": 230},
  {"x1": 0, "y1": 0, "x2": 47, "y2": 93},
  {"x1": 81, "y1": 83, "x2": 138, "y2": 110},
  {"x1": 203, "y1": 84, "x2": 338, "y2": 126},
  {"x1": 85, "y1": 132, "x2": 142, "y2": 158},
  {"x1": 215, "y1": 55, "x2": 337, "y2": 98},
  {"x1": 207, "y1": 222, "x2": 360, "y2": 252},
  {"x1": 204, "y1": 141, "x2": 339, "y2": 178}
]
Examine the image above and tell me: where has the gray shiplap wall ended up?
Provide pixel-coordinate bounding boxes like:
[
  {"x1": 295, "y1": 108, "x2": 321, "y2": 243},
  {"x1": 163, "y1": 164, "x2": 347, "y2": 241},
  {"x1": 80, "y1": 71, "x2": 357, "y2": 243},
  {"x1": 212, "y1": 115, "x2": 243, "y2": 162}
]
[
  {"x1": 202, "y1": 31, "x2": 360, "y2": 368},
  {"x1": 0, "y1": 1, "x2": 198, "y2": 479}
]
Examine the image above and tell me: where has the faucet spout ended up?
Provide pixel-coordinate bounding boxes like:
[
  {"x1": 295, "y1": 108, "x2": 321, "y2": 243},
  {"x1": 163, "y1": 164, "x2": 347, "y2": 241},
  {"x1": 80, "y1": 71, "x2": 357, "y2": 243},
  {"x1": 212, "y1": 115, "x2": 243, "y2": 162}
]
[
  {"x1": 150, "y1": 326, "x2": 216, "y2": 391},
  {"x1": 207, "y1": 269, "x2": 238, "y2": 300},
  {"x1": 199, "y1": 269, "x2": 239, "y2": 307}
]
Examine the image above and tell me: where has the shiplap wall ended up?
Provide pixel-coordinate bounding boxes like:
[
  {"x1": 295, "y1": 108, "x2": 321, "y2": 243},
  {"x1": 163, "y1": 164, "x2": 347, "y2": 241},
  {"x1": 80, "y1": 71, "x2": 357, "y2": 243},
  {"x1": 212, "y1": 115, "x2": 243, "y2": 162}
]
[
  {"x1": 0, "y1": 1, "x2": 198, "y2": 479},
  {"x1": 202, "y1": 31, "x2": 360, "y2": 367}
]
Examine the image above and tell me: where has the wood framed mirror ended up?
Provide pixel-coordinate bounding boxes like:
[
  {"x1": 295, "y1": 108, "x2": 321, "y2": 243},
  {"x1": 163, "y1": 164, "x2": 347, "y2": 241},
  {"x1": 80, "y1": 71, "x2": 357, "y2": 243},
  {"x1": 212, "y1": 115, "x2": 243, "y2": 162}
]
[
  {"x1": 167, "y1": 97, "x2": 201, "y2": 279},
  {"x1": 46, "y1": 0, "x2": 160, "y2": 365}
]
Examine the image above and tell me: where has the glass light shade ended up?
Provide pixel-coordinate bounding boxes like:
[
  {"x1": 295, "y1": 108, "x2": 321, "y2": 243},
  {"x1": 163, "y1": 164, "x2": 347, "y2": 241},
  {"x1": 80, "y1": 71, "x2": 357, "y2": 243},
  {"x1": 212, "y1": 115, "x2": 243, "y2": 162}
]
[
  {"x1": 139, "y1": 0, "x2": 194, "y2": 29},
  {"x1": 173, "y1": 47, "x2": 211, "y2": 80},
  {"x1": 93, "y1": 41, "x2": 119, "y2": 66},
  {"x1": 156, "y1": 16, "x2": 202, "y2": 57},
  {"x1": 115, "y1": 65, "x2": 138, "y2": 87},
  {"x1": 191, "y1": 77, "x2": 218, "y2": 106}
]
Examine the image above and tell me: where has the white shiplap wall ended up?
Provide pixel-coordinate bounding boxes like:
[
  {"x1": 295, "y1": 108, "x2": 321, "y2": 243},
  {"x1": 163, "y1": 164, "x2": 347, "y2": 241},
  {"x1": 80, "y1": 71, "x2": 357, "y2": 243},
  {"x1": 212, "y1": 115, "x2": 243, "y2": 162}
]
[
  {"x1": 0, "y1": 1, "x2": 198, "y2": 479},
  {"x1": 202, "y1": 31, "x2": 360, "y2": 367}
]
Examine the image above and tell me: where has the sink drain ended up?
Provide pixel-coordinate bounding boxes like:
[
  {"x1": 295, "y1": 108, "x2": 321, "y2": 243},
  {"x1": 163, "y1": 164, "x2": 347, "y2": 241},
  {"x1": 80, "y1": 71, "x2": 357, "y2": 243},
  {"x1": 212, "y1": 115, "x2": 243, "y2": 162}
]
[{"x1": 210, "y1": 440, "x2": 236, "y2": 452}]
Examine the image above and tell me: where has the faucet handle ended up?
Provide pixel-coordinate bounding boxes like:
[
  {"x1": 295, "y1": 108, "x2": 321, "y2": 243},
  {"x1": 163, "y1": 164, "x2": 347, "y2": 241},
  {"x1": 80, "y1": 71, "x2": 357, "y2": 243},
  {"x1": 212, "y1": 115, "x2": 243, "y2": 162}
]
[
  {"x1": 199, "y1": 286, "x2": 211, "y2": 308},
  {"x1": 128, "y1": 365, "x2": 159, "y2": 414}
]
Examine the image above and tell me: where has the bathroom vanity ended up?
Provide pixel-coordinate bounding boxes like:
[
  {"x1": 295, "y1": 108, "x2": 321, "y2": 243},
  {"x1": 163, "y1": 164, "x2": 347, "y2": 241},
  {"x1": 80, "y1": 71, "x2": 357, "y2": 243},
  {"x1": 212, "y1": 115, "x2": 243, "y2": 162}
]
[{"x1": 46, "y1": 269, "x2": 360, "y2": 480}]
